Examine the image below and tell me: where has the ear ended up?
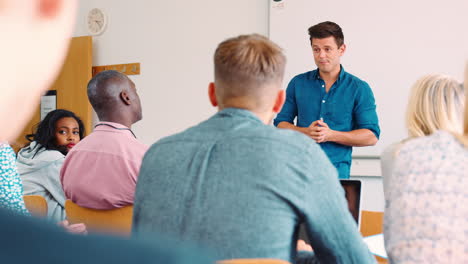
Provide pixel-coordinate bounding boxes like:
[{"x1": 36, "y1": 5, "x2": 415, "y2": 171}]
[
  {"x1": 272, "y1": 90, "x2": 286, "y2": 113},
  {"x1": 120, "y1": 91, "x2": 131, "y2": 105},
  {"x1": 339, "y1": 43, "x2": 346, "y2": 56},
  {"x1": 208, "y1": 82, "x2": 218, "y2": 107}
]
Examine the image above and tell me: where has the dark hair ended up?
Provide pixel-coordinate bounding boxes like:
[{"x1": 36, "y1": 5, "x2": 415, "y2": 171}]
[
  {"x1": 26, "y1": 109, "x2": 85, "y2": 155},
  {"x1": 308, "y1": 21, "x2": 344, "y2": 47}
]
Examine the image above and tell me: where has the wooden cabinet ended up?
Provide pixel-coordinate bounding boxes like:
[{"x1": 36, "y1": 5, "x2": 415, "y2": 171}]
[{"x1": 12, "y1": 36, "x2": 93, "y2": 151}]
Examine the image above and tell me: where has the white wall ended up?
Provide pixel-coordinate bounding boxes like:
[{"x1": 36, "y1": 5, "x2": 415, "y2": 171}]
[
  {"x1": 269, "y1": 0, "x2": 468, "y2": 157},
  {"x1": 73, "y1": 0, "x2": 383, "y2": 212},
  {"x1": 351, "y1": 159, "x2": 384, "y2": 211},
  {"x1": 74, "y1": 0, "x2": 269, "y2": 145}
]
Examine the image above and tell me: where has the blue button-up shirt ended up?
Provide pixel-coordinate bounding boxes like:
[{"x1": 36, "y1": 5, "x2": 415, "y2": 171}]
[{"x1": 274, "y1": 66, "x2": 380, "y2": 179}]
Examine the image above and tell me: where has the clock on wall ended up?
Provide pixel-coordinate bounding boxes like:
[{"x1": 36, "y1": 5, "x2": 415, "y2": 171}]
[{"x1": 87, "y1": 8, "x2": 107, "y2": 36}]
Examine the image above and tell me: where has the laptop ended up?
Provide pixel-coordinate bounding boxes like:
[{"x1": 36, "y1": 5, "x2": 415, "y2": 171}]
[
  {"x1": 340, "y1": 179, "x2": 362, "y2": 226},
  {"x1": 298, "y1": 179, "x2": 362, "y2": 243}
]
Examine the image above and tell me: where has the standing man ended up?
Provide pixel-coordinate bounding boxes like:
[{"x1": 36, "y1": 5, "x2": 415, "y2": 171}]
[
  {"x1": 274, "y1": 21, "x2": 380, "y2": 179},
  {"x1": 133, "y1": 34, "x2": 375, "y2": 264}
]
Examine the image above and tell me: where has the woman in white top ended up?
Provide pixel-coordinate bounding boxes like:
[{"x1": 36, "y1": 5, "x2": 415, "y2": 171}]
[
  {"x1": 382, "y1": 72, "x2": 467, "y2": 263},
  {"x1": 380, "y1": 74, "x2": 465, "y2": 197}
]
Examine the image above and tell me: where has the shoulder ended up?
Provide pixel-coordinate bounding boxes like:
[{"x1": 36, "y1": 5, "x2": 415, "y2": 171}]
[
  {"x1": 290, "y1": 70, "x2": 316, "y2": 83},
  {"x1": 381, "y1": 142, "x2": 403, "y2": 164},
  {"x1": 342, "y1": 70, "x2": 372, "y2": 91},
  {"x1": 74, "y1": 131, "x2": 148, "y2": 152},
  {"x1": 380, "y1": 141, "x2": 404, "y2": 194},
  {"x1": 34, "y1": 148, "x2": 64, "y2": 162},
  {"x1": 151, "y1": 123, "x2": 322, "y2": 156},
  {"x1": 342, "y1": 69, "x2": 367, "y2": 83},
  {"x1": 295, "y1": 70, "x2": 315, "y2": 79},
  {"x1": 0, "y1": 144, "x2": 16, "y2": 173},
  {"x1": 285, "y1": 71, "x2": 318, "y2": 95},
  {"x1": 133, "y1": 138, "x2": 149, "y2": 150},
  {"x1": 67, "y1": 133, "x2": 99, "y2": 152},
  {"x1": 394, "y1": 131, "x2": 467, "y2": 181},
  {"x1": 400, "y1": 131, "x2": 466, "y2": 157},
  {"x1": 0, "y1": 143, "x2": 15, "y2": 159}
]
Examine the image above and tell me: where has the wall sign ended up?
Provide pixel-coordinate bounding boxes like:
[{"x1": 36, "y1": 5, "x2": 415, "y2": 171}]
[{"x1": 40, "y1": 90, "x2": 57, "y2": 120}]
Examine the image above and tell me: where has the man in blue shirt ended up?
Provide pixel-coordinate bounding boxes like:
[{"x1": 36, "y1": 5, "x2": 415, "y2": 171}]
[
  {"x1": 133, "y1": 34, "x2": 375, "y2": 264},
  {"x1": 274, "y1": 21, "x2": 380, "y2": 179}
]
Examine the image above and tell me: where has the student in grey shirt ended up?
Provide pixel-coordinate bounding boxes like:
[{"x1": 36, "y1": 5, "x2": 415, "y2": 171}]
[
  {"x1": 17, "y1": 109, "x2": 85, "y2": 222},
  {"x1": 133, "y1": 34, "x2": 374, "y2": 264}
]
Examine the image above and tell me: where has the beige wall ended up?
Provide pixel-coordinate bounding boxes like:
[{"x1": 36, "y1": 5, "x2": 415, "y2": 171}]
[
  {"x1": 73, "y1": 0, "x2": 387, "y2": 212},
  {"x1": 74, "y1": 0, "x2": 269, "y2": 145}
]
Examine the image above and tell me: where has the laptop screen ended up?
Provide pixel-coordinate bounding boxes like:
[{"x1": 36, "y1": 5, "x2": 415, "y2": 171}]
[{"x1": 340, "y1": 179, "x2": 361, "y2": 224}]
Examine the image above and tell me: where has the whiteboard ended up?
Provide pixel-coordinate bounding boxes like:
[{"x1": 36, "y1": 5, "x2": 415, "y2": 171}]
[{"x1": 269, "y1": 0, "x2": 468, "y2": 157}]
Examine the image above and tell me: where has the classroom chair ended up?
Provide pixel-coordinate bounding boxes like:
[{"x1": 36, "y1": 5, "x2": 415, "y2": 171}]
[
  {"x1": 23, "y1": 195, "x2": 48, "y2": 218},
  {"x1": 65, "y1": 200, "x2": 133, "y2": 236},
  {"x1": 360, "y1": 210, "x2": 384, "y2": 237},
  {"x1": 360, "y1": 210, "x2": 387, "y2": 264}
]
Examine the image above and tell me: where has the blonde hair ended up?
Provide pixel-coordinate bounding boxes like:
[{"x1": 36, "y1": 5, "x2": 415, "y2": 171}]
[
  {"x1": 457, "y1": 63, "x2": 468, "y2": 146},
  {"x1": 214, "y1": 34, "x2": 286, "y2": 110},
  {"x1": 406, "y1": 74, "x2": 465, "y2": 138}
]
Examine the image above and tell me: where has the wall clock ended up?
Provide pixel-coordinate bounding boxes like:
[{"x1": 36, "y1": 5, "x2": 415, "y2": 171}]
[{"x1": 87, "y1": 8, "x2": 107, "y2": 36}]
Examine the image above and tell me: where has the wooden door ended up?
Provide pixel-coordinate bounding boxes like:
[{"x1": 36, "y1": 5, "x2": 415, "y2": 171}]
[{"x1": 12, "y1": 36, "x2": 93, "y2": 152}]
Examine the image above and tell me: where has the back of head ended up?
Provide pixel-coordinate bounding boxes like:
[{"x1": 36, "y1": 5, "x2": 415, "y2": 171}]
[
  {"x1": 406, "y1": 74, "x2": 465, "y2": 138},
  {"x1": 87, "y1": 70, "x2": 130, "y2": 119},
  {"x1": 308, "y1": 21, "x2": 344, "y2": 47},
  {"x1": 214, "y1": 34, "x2": 286, "y2": 111}
]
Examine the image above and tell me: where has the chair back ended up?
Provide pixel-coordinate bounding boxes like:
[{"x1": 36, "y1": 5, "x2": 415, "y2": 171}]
[
  {"x1": 360, "y1": 210, "x2": 388, "y2": 264},
  {"x1": 360, "y1": 210, "x2": 384, "y2": 237},
  {"x1": 23, "y1": 195, "x2": 48, "y2": 218},
  {"x1": 217, "y1": 259, "x2": 291, "y2": 264},
  {"x1": 65, "y1": 200, "x2": 133, "y2": 236}
]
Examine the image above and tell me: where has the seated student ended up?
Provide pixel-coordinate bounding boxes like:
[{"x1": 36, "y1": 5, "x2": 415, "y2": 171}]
[
  {"x1": 0, "y1": 0, "x2": 211, "y2": 263},
  {"x1": 383, "y1": 72, "x2": 467, "y2": 263},
  {"x1": 2, "y1": 141, "x2": 86, "y2": 233},
  {"x1": 0, "y1": 142, "x2": 30, "y2": 216},
  {"x1": 133, "y1": 34, "x2": 375, "y2": 264},
  {"x1": 381, "y1": 74, "x2": 465, "y2": 197},
  {"x1": 17, "y1": 109, "x2": 84, "y2": 222},
  {"x1": 61, "y1": 70, "x2": 148, "y2": 210}
]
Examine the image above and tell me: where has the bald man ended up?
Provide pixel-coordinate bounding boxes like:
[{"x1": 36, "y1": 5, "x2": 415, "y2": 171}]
[{"x1": 61, "y1": 70, "x2": 148, "y2": 210}]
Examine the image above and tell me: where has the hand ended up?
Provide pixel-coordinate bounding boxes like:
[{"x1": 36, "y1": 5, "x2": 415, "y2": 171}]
[
  {"x1": 58, "y1": 220, "x2": 88, "y2": 235},
  {"x1": 308, "y1": 120, "x2": 333, "y2": 143},
  {"x1": 299, "y1": 121, "x2": 322, "y2": 139},
  {"x1": 297, "y1": 239, "x2": 313, "y2": 251}
]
